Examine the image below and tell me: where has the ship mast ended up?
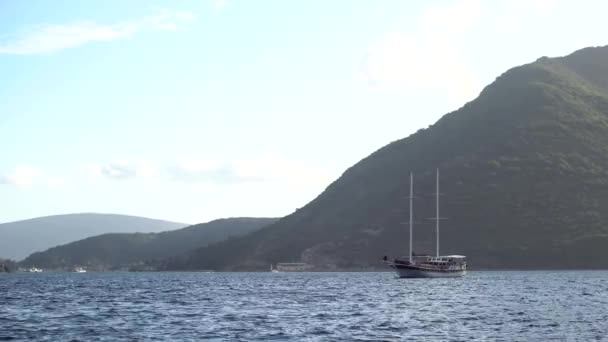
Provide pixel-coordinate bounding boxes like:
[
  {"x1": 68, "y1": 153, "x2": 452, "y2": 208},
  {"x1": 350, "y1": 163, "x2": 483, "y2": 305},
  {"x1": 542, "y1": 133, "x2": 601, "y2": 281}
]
[
  {"x1": 435, "y1": 168, "x2": 440, "y2": 258},
  {"x1": 409, "y1": 172, "x2": 413, "y2": 264}
]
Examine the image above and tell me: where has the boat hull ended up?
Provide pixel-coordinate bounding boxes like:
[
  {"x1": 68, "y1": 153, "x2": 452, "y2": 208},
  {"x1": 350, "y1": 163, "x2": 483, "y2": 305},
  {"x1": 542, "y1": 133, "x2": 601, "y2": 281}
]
[{"x1": 391, "y1": 264, "x2": 466, "y2": 278}]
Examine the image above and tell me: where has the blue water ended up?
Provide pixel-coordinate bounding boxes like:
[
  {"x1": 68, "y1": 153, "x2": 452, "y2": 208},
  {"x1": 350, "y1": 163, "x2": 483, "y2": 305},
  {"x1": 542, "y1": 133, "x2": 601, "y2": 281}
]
[{"x1": 1, "y1": 271, "x2": 607, "y2": 341}]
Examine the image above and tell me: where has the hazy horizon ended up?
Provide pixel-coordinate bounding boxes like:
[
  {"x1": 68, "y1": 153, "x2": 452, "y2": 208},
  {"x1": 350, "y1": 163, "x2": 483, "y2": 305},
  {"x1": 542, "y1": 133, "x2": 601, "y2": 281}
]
[
  {"x1": 2, "y1": 0, "x2": 607, "y2": 224},
  {"x1": 0, "y1": 212, "x2": 191, "y2": 226}
]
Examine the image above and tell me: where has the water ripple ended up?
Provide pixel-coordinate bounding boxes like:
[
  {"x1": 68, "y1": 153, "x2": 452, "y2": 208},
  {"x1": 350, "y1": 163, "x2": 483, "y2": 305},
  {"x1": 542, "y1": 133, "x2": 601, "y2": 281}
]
[{"x1": 1, "y1": 271, "x2": 608, "y2": 340}]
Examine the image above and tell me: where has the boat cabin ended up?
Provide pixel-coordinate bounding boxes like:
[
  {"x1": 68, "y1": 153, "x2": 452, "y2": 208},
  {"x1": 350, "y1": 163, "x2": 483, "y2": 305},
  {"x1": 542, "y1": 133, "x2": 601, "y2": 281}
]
[{"x1": 424, "y1": 255, "x2": 467, "y2": 268}]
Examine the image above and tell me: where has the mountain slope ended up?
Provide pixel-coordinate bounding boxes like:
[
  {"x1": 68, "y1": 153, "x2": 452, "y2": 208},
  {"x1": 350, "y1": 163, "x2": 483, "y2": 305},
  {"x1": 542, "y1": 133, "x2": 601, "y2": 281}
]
[
  {"x1": 21, "y1": 217, "x2": 278, "y2": 270},
  {"x1": 0, "y1": 213, "x2": 188, "y2": 260},
  {"x1": 165, "y1": 45, "x2": 608, "y2": 270}
]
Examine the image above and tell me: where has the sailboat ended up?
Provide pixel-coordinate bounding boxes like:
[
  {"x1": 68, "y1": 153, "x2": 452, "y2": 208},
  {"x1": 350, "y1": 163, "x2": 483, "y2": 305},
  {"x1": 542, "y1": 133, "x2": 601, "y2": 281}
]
[{"x1": 385, "y1": 169, "x2": 467, "y2": 278}]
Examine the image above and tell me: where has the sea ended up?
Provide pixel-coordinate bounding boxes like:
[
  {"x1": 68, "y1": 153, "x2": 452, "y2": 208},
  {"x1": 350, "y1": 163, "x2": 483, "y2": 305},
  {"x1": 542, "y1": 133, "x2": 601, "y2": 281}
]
[{"x1": 1, "y1": 271, "x2": 607, "y2": 341}]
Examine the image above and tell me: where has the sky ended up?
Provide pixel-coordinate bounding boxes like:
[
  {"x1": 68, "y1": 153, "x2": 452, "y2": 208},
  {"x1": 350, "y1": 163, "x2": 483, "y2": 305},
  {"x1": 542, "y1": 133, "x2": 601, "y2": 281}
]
[{"x1": 1, "y1": 0, "x2": 607, "y2": 224}]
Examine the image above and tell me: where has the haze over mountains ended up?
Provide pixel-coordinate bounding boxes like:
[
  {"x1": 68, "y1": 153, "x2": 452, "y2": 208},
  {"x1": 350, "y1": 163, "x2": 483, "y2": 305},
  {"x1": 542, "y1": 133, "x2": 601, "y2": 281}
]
[
  {"x1": 162, "y1": 46, "x2": 608, "y2": 271},
  {"x1": 0, "y1": 214, "x2": 188, "y2": 260},
  {"x1": 21, "y1": 217, "x2": 277, "y2": 271}
]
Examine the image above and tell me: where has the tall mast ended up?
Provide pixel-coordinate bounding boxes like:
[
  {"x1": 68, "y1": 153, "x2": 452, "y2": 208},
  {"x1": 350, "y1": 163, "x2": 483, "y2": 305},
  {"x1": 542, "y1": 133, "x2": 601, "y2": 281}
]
[
  {"x1": 409, "y1": 172, "x2": 413, "y2": 264},
  {"x1": 435, "y1": 168, "x2": 440, "y2": 258}
]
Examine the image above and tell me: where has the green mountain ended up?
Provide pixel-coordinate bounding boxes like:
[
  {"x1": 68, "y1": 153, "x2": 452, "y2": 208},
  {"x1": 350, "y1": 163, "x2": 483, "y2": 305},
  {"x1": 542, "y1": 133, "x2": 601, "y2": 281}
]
[
  {"x1": 164, "y1": 46, "x2": 608, "y2": 271},
  {"x1": 0, "y1": 213, "x2": 188, "y2": 261},
  {"x1": 21, "y1": 217, "x2": 278, "y2": 271}
]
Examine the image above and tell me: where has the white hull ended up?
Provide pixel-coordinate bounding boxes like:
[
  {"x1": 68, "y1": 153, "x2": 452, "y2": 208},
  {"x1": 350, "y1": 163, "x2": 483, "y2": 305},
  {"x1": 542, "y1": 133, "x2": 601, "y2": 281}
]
[{"x1": 394, "y1": 267, "x2": 466, "y2": 278}]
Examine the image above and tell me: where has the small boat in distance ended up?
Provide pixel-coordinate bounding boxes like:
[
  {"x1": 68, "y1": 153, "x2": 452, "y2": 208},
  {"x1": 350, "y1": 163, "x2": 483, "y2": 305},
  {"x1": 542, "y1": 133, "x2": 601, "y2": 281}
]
[
  {"x1": 385, "y1": 169, "x2": 467, "y2": 278},
  {"x1": 270, "y1": 264, "x2": 279, "y2": 273},
  {"x1": 27, "y1": 267, "x2": 43, "y2": 273},
  {"x1": 73, "y1": 267, "x2": 87, "y2": 273}
]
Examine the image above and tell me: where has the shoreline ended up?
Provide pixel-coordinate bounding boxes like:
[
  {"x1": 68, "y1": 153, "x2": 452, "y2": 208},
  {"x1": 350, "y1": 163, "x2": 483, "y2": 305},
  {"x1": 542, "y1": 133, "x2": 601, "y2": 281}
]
[{"x1": 7, "y1": 268, "x2": 608, "y2": 274}]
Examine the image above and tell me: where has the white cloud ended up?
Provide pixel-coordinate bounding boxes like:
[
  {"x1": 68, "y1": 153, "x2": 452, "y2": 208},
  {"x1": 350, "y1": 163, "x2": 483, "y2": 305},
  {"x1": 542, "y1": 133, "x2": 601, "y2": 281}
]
[
  {"x1": 526, "y1": 0, "x2": 556, "y2": 14},
  {"x1": 0, "y1": 166, "x2": 42, "y2": 187},
  {"x1": 84, "y1": 155, "x2": 332, "y2": 187},
  {"x1": 84, "y1": 160, "x2": 159, "y2": 181},
  {"x1": 0, "y1": 166, "x2": 71, "y2": 188},
  {"x1": 101, "y1": 163, "x2": 137, "y2": 180},
  {"x1": 135, "y1": 160, "x2": 159, "y2": 179},
  {"x1": 0, "y1": 10, "x2": 195, "y2": 55},
  {"x1": 493, "y1": 0, "x2": 556, "y2": 34},
  {"x1": 233, "y1": 155, "x2": 331, "y2": 186},
  {"x1": 47, "y1": 178, "x2": 67, "y2": 187},
  {"x1": 83, "y1": 163, "x2": 103, "y2": 179},
  {"x1": 359, "y1": 0, "x2": 563, "y2": 107},
  {"x1": 210, "y1": 0, "x2": 228, "y2": 10},
  {"x1": 419, "y1": 0, "x2": 481, "y2": 34},
  {"x1": 360, "y1": 0, "x2": 483, "y2": 107},
  {"x1": 170, "y1": 157, "x2": 252, "y2": 183},
  {"x1": 170, "y1": 155, "x2": 337, "y2": 217},
  {"x1": 170, "y1": 154, "x2": 333, "y2": 186}
]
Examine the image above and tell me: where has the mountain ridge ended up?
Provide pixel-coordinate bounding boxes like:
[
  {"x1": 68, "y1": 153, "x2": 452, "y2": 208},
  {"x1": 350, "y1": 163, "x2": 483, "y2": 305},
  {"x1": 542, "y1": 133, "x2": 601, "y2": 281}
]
[
  {"x1": 163, "y1": 45, "x2": 608, "y2": 271},
  {"x1": 20, "y1": 217, "x2": 278, "y2": 270},
  {"x1": 0, "y1": 213, "x2": 188, "y2": 260},
  {"x1": 0, "y1": 212, "x2": 187, "y2": 226}
]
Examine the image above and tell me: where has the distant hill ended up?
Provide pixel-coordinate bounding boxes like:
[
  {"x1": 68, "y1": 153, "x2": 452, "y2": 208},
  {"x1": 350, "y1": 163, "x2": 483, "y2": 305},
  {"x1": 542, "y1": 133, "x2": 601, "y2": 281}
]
[
  {"x1": 0, "y1": 213, "x2": 188, "y2": 260},
  {"x1": 20, "y1": 217, "x2": 278, "y2": 270},
  {"x1": 0, "y1": 258, "x2": 17, "y2": 272},
  {"x1": 164, "y1": 45, "x2": 608, "y2": 271}
]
